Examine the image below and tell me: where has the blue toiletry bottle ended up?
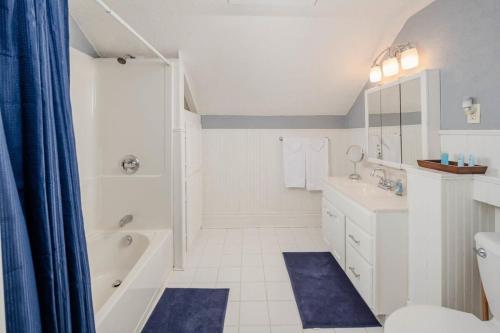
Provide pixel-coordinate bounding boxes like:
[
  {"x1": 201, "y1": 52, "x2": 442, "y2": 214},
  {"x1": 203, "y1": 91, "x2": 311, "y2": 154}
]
[
  {"x1": 441, "y1": 152, "x2": 449, "y2": 165},
  {"x1": 468, "y1": 154, "x2": 476, "y2": 167},
  {"x1": 457, "y1": 154, "x2": 465, "y2": 167},
  {"x1": 394, "y1": 179, "x2": 404, "y2": 196}
]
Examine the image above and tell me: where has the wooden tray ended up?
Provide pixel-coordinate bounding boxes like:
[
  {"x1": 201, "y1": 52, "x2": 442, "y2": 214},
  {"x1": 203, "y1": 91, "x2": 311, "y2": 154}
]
[{"x1": 417, "y1": 160, "x2": 488, "y2": 174}]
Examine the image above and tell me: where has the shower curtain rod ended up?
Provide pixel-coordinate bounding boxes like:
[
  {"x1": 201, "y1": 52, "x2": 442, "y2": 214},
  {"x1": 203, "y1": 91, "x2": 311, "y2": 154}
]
[{"x1": 94, "y1": 0, "x2": 171, "y2": 66}]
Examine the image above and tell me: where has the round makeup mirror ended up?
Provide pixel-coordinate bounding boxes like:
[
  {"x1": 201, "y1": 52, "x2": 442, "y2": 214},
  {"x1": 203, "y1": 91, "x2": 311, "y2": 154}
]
[{"x1": 346, "y1": 145, "x2": 364, "y2": 180}]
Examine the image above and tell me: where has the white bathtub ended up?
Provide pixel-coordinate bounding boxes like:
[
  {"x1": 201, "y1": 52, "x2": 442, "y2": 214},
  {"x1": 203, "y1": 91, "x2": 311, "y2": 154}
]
[{"x1": 87, "y1": 230, "x2": 173, "y2": 333}]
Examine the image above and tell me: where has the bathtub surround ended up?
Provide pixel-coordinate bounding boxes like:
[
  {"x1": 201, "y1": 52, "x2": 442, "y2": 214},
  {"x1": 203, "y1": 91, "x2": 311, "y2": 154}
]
[
  {"x1": 284, "y1": 252, "x2": 381, "y2": 329},
  {"x1": 0, "y1": 2, "x2": 95, "y2": 331},
  {"x1": 142, "y1": 288, "x2": 229, "y2": 333},
  {"x1": 70, "y1": 50, "x2": 192, "y2": 329}
]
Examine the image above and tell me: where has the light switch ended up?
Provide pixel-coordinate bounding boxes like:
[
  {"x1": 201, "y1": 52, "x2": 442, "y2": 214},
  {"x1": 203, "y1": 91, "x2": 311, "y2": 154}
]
[{"x1": 467, "y1": 104, "x2": 481, "y2": 124}]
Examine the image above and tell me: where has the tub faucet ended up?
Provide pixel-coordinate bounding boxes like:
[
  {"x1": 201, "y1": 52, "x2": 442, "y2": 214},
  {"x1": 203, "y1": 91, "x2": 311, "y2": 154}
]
[{"x1": 119, "y1": 214, "x2": 133, "y2": 228}]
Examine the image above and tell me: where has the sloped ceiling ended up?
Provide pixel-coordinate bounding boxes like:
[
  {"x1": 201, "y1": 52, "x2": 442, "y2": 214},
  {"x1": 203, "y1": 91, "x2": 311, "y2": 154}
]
[{"x1": 70, "y1": 0, "x2": 434, "y2": 116}]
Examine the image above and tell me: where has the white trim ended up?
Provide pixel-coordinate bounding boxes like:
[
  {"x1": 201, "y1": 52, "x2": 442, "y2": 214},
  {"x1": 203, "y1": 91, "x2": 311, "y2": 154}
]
[
  {"x1": 94, "y1": 0, "x2": 171, "y2": 66},
  {"x1": 439, "y1": 130, "x2": 500, "y2": 136},
  {"x1": 203, "y1": 213, "x2": 321, "y2": 228}
]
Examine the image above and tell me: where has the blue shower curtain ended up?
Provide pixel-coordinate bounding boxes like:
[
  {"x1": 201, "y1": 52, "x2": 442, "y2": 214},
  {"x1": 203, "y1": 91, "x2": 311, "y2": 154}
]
[{"x1": 0, "y1": 0, "x2": 95, "y2": 332}]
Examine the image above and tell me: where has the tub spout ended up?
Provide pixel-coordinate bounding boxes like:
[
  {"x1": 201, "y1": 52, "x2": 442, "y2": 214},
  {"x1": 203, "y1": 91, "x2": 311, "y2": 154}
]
[{"x1": 119, "y1": 214, "x2": 133, "y2": 228}]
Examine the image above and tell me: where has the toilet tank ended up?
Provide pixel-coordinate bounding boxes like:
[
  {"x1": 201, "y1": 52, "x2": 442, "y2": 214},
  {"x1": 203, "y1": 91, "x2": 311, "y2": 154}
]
[{"x1": 475, "y1": 233, "x2": 500, "y2": 321}]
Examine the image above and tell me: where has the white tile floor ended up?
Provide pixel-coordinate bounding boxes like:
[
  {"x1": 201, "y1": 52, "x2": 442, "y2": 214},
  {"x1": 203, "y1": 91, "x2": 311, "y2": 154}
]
[{"x1": 165, "y1": 227, "x2": 384, "y2": 333}]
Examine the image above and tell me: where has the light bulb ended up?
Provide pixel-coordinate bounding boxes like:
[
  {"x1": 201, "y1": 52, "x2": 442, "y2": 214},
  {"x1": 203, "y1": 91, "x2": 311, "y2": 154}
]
[
  {"x1": 382, "y1": 57, "x2": 400, "y2": 77},
  {"x1": 369, "y1": 66, "x2": 382, "y2": 83},
  {"x1": 401, "y1": 47, "x2": 419, "y2": 70}
]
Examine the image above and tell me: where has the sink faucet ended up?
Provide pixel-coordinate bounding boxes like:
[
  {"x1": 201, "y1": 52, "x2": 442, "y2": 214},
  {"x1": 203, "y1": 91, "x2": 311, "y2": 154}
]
[
  {"x1": 370, "y1": 167, "x2": 394, "y2": 191},
  {"x1": 119, "y1": 214, "x2": 133, "y2": 228}
]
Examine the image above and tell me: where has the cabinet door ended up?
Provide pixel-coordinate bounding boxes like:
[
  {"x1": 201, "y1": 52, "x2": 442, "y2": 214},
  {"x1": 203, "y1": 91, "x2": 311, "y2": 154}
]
[
  {"x1": 331, "y1": 208, "x2": 346, "y2": 269},
  {"x1": 380, "y1": 85, "x2": 402, "y2": 165},
  {"x1": 400, "y1": 77, "x2": 423, "y2": 166},
  {"x1": 322, "y1": 199, "x2": 346, "y2": 268},
  {"x1": 321, "y1": 199, "x2": 334, "y2": 246}
]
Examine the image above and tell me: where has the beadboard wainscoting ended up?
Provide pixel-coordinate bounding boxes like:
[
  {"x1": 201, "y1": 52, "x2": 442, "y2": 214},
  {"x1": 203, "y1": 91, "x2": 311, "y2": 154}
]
[
  {"x1": 202, "y1": 129, "x2": 365, "y2": 228},
  {"x1": 407, "y1": 168, "x2": 496, "y2": 318},
  {"x1": 440, "y1": 130, "x2": 500, "y2": 177}
]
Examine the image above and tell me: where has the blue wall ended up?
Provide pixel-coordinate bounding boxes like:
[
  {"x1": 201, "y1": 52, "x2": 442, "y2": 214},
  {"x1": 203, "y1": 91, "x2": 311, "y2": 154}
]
[{"x1": 346, "y1": 0, "x2": 500, "y2": 129}]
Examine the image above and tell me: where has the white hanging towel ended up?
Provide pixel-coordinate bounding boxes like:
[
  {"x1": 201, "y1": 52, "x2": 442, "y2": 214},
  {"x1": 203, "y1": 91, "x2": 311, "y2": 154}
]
[
  {"x1": 282, "y1": 137, "x2": 306, "y2": 188},
  {"x1": 306, "y1": 138, "x2": 329, "y2": 191}
]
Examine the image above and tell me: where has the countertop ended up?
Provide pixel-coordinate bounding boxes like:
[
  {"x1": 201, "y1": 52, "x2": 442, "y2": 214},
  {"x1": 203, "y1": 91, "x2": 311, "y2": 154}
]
[{"x1": 323, "y1": 177, "x2": 408, "y2": 212}]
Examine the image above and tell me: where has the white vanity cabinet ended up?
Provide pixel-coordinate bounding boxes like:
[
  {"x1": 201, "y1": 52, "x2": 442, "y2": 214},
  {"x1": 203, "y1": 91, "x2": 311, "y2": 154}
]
[
  {"x1": 321, "y1": 177, "x2": 409, "y2": 316},
  {"x1": 322, "y1": 199, "x2": 346, "y2": 268}
]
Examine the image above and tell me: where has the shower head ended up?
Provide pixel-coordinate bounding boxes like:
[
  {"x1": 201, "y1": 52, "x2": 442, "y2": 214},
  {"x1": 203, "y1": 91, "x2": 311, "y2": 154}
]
[{"x1": 116, "y1": 54, "x2": 136, "y2": 65}]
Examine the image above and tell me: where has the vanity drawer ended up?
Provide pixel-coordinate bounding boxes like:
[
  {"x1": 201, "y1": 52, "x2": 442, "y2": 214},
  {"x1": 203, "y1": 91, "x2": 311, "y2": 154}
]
[
  {"x1": 346, "y1": 218, "x2": 374, "y2": 264},
  {"x1": 346, "y1": 243, "x2": 373, "y2": 309}
]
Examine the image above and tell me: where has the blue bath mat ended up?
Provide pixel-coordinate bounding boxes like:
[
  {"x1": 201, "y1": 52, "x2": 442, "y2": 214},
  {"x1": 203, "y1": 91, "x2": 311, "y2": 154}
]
[
  {"x1": 142, "y1": 288, "x2": 229, "y2": 333},
  {"x1": 283, "y1": 252, "x2": 381, "y2": 329}
]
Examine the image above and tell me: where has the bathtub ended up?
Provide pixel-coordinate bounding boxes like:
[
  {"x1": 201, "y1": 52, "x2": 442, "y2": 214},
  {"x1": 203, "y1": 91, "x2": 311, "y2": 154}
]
[{"x1": 87, "y1": 230, "x2": 173, "y2": 333}]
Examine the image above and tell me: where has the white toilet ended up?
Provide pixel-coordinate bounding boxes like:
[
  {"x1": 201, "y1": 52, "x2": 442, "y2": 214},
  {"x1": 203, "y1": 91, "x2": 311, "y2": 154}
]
[{"x1": 385, "y1": 232, "x2": 500, "y2": 333}]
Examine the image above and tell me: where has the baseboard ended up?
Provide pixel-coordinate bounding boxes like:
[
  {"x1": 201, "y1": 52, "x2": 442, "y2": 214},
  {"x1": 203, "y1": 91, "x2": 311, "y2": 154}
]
[{"x1": 202, "y1": 212, "x2": 321, "y2": 228}]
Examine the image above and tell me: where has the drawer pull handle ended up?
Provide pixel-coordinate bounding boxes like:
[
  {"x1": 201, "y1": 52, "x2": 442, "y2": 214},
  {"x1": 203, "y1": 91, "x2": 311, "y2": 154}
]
[
  {"x1": 348, "y1": 234, "x2": 360, "y2": 245},
  {"x1": 348, "y1": 266, "x2": 360, "y2": 278}
]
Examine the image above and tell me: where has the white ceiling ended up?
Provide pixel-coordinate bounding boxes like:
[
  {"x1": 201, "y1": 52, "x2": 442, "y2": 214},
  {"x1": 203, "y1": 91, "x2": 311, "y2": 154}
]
[{"x1": 70, "y1": 0, "x2": 434, "y2": 116}]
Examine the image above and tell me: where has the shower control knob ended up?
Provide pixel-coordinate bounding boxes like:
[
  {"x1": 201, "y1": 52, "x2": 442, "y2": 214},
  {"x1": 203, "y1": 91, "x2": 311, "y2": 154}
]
[{"x1": 121, "y1": 155, "x2": 140, "y2": 174}]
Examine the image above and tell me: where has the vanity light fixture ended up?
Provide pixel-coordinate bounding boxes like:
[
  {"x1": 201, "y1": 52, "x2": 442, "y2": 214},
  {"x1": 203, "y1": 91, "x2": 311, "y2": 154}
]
[
  {"x1": 401, "y1": 47, "x2": 420, "y2": 70},
  {"x1": 369, "y1": 65, "x2": 382, "y2": 83},
  {"x1": 382, "y1": 57, "x2": 400, "y2": 77},
  {"x1": 369, "y1": 43, "x2": 419, "y2": 83}
]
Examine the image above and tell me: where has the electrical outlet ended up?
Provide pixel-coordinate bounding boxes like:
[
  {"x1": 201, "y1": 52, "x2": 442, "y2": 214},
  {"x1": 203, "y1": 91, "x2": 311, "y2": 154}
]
[{"x1": 467, "y1": 104, "x2": 481, "y2": 124}]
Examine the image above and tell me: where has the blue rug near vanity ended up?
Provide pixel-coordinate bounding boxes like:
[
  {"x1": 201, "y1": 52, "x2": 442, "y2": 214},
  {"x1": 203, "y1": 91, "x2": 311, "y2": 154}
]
[
  {"x1": 142, "y1": 288, "x2": 229, "y2": 333},
  {"x1": 283, "y1": 252, "x2": 381, "y2": 329}
]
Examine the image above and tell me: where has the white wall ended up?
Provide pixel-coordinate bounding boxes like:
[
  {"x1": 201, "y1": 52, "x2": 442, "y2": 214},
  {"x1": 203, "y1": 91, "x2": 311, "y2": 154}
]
[
  {"x1": 202, "y1": 128, "x2": 365, "y2": 228},
  {"x1": 70, "y1": 48, "x2": 98, "y2": 231},
  {"x1": 184, "y1": 110, "x2": 203, "y2": 250}
]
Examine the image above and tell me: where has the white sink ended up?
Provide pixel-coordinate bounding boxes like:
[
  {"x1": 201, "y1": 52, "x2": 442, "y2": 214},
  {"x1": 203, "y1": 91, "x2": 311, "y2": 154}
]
[{"x1": 324, "y1": 177, "x2": 408, "y2": 212}]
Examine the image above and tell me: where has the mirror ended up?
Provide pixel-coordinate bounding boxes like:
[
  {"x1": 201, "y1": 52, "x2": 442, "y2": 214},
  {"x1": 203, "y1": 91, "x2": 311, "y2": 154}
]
[
  {"x1": 367, "y1": 90, "x2": 382, "y2": 160},
  {"x1": 380, "y1": 85, "x2": 402, "y2": 164},
  {"x1": 400, "y1": 78, "x2": 422, "y2": 166},
  {"x1": 366, "y1": 85, "x2": 402, "y2": 165},
  {"x1": 346, "y1": 145, "x2": 364, "y2": 180},
  {"x1": 365, "y1": 70, "x2": 440, "y2": 168}
]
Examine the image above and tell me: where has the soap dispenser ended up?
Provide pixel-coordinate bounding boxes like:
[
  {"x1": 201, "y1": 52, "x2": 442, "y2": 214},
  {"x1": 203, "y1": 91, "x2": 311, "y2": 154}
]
[{"x1": 394, "y1": 179, "x2": 404, "y2": 196}]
